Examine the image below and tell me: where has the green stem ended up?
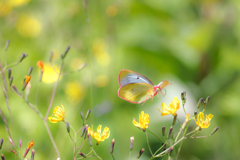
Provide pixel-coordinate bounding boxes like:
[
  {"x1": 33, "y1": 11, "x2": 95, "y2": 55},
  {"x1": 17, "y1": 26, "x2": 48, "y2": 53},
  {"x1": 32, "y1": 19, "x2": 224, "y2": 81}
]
[
  {"x1": 145, "y1": 132, "x2": 153, "y2": 156},
  {"x1": 147, "y1": 129, "x2": 164, "y2": 141}
]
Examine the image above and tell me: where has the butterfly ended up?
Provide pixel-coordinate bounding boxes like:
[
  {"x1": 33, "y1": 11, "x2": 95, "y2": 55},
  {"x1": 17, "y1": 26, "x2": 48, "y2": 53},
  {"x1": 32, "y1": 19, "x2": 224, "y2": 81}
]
[{"x1": 118, "y1": 69, "x2": 171, "y2": 104}]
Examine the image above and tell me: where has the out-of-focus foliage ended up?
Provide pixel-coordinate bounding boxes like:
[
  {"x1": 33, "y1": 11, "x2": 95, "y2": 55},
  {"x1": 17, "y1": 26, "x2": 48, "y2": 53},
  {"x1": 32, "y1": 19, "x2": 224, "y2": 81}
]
[{"x1": 0, "y1": 0, "x2": 240, "y2": 159}]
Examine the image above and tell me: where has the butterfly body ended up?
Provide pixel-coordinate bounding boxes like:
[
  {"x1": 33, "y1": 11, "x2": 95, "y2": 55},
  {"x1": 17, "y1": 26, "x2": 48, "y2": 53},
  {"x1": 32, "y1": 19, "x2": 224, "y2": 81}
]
[{"x1": 118, "y1": 69, "x2": 170, "y2": 104}]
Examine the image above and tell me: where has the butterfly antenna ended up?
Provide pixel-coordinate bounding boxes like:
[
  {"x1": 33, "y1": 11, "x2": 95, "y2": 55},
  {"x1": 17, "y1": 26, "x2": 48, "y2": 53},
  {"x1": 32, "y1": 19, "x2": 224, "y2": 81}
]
[{"x1": 163, "y1": 88, "x2": 167, "y2": 97}]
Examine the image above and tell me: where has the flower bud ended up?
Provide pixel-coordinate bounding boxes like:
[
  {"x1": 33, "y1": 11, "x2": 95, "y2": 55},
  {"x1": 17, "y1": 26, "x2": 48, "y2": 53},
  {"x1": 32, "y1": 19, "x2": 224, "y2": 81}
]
[
  {"x1": 80, "y1": 126, "x2": 86, "y2": 137},
  {"x1": 137, "y1": 148, "x2": 145, "y2": 159},
  {"x1": 8, "y1": 69, "x2": 11, "y2": 79},
  {"x1": 66, "y1": 122, "x2": 70, "y2": 133},
  {"x1": 18, "y1": 53, "x2": 27, "y2": 63},
  {"x1": 181, "y1": 91, "x2": 186, "y2": 100},
  {"x1": 206, "y1": 96, "x2": 210, "y2": 106},
  {"x1": 5, "y1": 40, "x2": 10, "y2": 51},
  {"x1": 210, "y1": 127, "x2": 219, "y2": 135},
  {"x1": 203, "y1": 101, "x2": 207, "y2": 109},
  {"x1": 110, "y1": 139, "x2": 115, "y2": 154},
  {"x1": 194, "y1": 111, "x2": 198, "y2": 119},
  {"x1": 10, "y1": 149, "x2": 17, "y2": 155},
  {"x1": 8, "y1": 137, "x2": 15, "y2": 147},
  {"x1": 78, "y1": 63, "x2": 87, "y2": 71},
  {"x1": 162, "y1": 126, "x2": 165, "y2": 136},
  {"x1": 30, "y1": 149, "x2": 35, "y2": 160},
  {"x1": 1, "y1": 154, "x2": 5, "y2": 160},
  {"x1": 0, "y1": 138, "x2": 3, "y2": 149},
  {"x1": 167, "y1": 126, "x2": 173, "y2": 139},
  {"x1": 172, "y1": 114, "x2": 177, "y2": 126},
  {"x1": 79, "y1": 152, "x2": 87, "y2": 158},
  {"x1": 197, "y1": 98, "x2": 203, "y2": 109},
  {"x1": 28, "y1": 67, "x2": 33, "y2": 76},
  {"x1": 19, "y1": 139, "x2": 22, "y2": 149},
  {"x1": 61, "y1": 46, "x2": 70, "y2": 59},
  {"x1": 12, "y1": 85, "x2": 21, "y2": 95},
  {"x1": 80, "y1": 111, "x2": 84, "y2": 121},
  {"x1": 87, "y1": 134, "x2": 92, "y2": 147},
  {"x1": 130, "y1": 136, "x2": 134, "y2": 151},
  {"x1": 9, "y1": 76, "x2": 13, "y2": 86},
  {"x1": 85, "y1": 109, "x2": 91, "y2": 120}
]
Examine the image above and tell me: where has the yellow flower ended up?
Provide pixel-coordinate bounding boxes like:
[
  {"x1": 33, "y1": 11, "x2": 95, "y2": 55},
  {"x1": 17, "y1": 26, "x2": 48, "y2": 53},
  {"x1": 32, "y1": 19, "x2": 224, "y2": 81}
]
[
  {"x1": 42, "y1": 63, "x2": 60, "y2": 84},
  {"x1": 65, "y1": 82, "x2": 84, "y2": 103},
  {"x1": 195, "y1": 112, "x2": 213, "y2": 129},
  {"x1": 16, "y1": 14, "x2": 42, "y2": 38},
  {"x1": 158, "y1": 97, "x2": 180, "y2": 116},
  {"x1": 88, "y1": 125, "x2": 110, "y2": 145},
  {"x1": 48, "y1": 104, "x2": 65, "y2": 123},
  {"x1": 133, "y1": 111, "x2": 149, "y2": 131}
]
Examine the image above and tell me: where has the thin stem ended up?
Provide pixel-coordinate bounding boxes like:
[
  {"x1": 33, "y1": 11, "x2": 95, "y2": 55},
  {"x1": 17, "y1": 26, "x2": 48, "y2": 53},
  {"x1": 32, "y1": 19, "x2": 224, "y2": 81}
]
[
  {"x1": 111, "y1": 153, "x2": 115, "y2": 160},
  {"x1": 44, "y1": 61, "x2": 63, "y2": 120},
  {"x1": 145, "y1": 132, "x2": 153, "y2": 156},
  {"x1": 128, "y1": 151, "x2": 132, "y2": 160},
  {"x1": 3, "y1": 62, "x2": 19, "y2": 70},
  {"x1": 155, "y1": 137, "x2": 186, "y2": 158},
  {"x1": 44, "y1": 121, "x2": 60, "y2": 157},
  {"x1": 35, "y1": 82, "x2": 41, "y2": 107},
  {"x1": 153, "y1": 141, "x2": 168, "y2": 156},
  {"x1": 2, "y1": 87, "x2": 13, "y2": 138},
  {"x1": 147, "y1": 129, "x2": 164, "y2": 142}
]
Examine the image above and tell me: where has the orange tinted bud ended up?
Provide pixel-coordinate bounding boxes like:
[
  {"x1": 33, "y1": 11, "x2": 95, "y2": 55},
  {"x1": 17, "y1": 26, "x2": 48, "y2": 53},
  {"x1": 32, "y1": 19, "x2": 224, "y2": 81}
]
[
  {"x1": 37, "y1": 61, "x2": 44, "y2": 72},
  {"x1": 25, "y1": 76, "x2": 31, "y2": 84},
  {"x1": 28, "y1": 141, "x2": 34, "y2": 149}
]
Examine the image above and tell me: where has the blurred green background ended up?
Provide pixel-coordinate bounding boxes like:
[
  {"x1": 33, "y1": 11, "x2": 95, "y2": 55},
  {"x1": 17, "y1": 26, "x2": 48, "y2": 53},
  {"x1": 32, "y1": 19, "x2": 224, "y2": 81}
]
[{"x1": 0, "y1": 0, "x2": 240, "y2": 159}]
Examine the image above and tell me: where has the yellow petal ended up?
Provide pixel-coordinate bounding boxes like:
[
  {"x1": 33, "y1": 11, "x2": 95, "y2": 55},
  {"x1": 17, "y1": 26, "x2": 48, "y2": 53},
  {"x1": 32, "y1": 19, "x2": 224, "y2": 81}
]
[{"x1": 48, "y1": 117, "x2": 60, "y2": 123}]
